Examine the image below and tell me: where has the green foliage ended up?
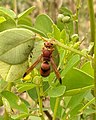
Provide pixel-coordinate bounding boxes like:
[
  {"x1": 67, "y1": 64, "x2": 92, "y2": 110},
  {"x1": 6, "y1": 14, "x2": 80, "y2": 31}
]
[
  {"x1": 63, "y1": 67, "x2": 93, "y2": 90},
  {"x1": 1, "y1": 91, "x2": 28, "y2": 113},
  {"x1": 0, "y1": 7, "x2": 16, "y2": 19},
  {"x1": 0, "y1": 4, "x2": 95, "y2": 120},
  {"x1": 17, "y1": 83, "x2": 36, "y2": 92},
  {"x1": 34, "y1": 14, "x2": 54, "y2": 37},
  {"x1": 57, "y1": 7, "x2": 74, "y2": 35},
  {"x1": 18, "y1": 6, "x2": 36, "y2": 27},
  {"x1": 50, "y1": 97, "x2": 62, "y2": 118},
  {"x1": 0, "y1": 61, "x2": 28, "y2": 81},
  {"x1": 0, "y1": 28, "x2": 35, "y2": 64},
  {"x1": 18, "y1": 6, "x2": 35, "y2": 19},
  {"x1": 48, "y1": 85, "x2": 66, "y2": 97}
]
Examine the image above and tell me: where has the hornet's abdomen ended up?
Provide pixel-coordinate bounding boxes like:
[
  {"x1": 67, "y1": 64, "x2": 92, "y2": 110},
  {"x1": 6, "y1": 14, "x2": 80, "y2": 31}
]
[{"x1": 40, "y1": 61, "x2": 50, "y2": 77}]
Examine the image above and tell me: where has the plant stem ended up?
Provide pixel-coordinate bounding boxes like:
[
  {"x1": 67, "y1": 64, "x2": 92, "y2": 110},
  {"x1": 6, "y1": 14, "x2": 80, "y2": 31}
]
[
  {"x1": 75, "y1": 0, "x2": 81, "y2": 34},
  {"x1": 36, "y1": 83, "x2": 44, "y2": 120},
  {"x1": 36, "y1": 34, "x2": 93, "y2": 60},
  {"x1": 88, "y1": 0, "x2": 95, "y2": 43},
  {"x1": 4, "y1": 109, "x2": 9, "y2": 120},
  {"x1": 13, "y1": 0, "x2": 18, "y2": 27},
  {"x1": 13, "y1": 0, "x2": 17, "y2": 15},
  {"x1": 7, "y1": 82, "x2": 13, "y2": 91},
  {"x1": 88, "y1": 0, "x2": 95, "y2": 55},
  {"x1": 79, "y1": 98, "x2": 95, "y2": 112},
  {"x1": 53, "y1": 40, "x2": 93, "y2": 60},
  {"x1": 88, "y1": 0, "x2": 96, "y2": 118},
  {"x1": 53, "y1": 97, "x2": 60, "y2": 120}
]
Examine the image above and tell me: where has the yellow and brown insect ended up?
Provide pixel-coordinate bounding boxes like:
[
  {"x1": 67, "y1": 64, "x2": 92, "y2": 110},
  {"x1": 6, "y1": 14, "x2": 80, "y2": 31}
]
[{"x1": 23, "y1": 41, "x2": 62, "y2": 84}]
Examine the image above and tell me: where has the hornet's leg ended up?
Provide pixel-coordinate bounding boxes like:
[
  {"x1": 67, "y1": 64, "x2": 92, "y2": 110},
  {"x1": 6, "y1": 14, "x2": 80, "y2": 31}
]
[
  {"x1": 50, "y1": 57, "x2": 62, "y2": 84},
  {"x1": 23, "y1": 54, "x2": 43, "y2": 78}
]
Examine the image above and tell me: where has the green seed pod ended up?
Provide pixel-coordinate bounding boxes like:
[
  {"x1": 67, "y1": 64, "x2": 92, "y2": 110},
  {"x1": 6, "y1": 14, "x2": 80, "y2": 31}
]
[{"x1": 62, "y1": 16, "x2": 71, "y2": 23}]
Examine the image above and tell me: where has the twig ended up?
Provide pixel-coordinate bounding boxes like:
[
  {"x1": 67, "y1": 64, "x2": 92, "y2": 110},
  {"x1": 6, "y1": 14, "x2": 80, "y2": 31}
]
[
  {"x1": 36, "y1": 83, "x2": 44, "y2": 120},
  {"x1": 75, "y1": 0, "x2": 81, "y2": 34},
  {"x1": 13, "y1": 0, "x2": 17, "y2": 15}
]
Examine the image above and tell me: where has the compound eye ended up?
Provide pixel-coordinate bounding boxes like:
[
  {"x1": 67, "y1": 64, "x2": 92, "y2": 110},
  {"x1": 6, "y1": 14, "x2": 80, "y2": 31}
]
[
  {"x1": 51, "y1": 43, "x2": 53, "y2": 46},
  {"x1": 44, "y1": 43, "x2": 47, "y2": 47}
]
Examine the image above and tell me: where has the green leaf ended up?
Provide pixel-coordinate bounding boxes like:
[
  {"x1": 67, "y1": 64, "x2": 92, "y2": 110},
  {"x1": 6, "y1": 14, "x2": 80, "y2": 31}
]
[
  {"x1": 61, "y1": 54, "x2": 80, "y2": 77},
  {"x1": 28, "y1": 87, "x2": 38, "y2": 101},
  {"x1": 18, "y1": 6, "x2": 35, "y2": 19},
  {"x1": 50, "y1": 97, "x2": 62, "y2": 118},
  {"x1": 0, "y1": 19, "x2": 16, "y2": 32},
  {"x1": 57, "y1": 20, "x2": 65, "y2": 31},
  {"x1": 0, "y1": 79, "x2": 8, "y2": 92},
  {"x1": 17, "y1": 83, "x2": 36, "y2": 92},
  {"x1": 18, "y1": 16, "x2": 32, "y2": 26},
  {"x1": 67, "y1": 91, "x2": 87, "y2": 110},
  {"x1": 0, "y1": 28, "x2": 35, "y2": 64},
  {"x1": 11, "y1": 113, "x2": 29, "y2": 119},
  {"x1": 63, "y1": 67, "x2": 93, "y2": 90},
  {"x1": 59, "y1": 7, "x2": 72, "y2": 16},
  {"x1": 60, "y1": 29, "x2": 69, "y2": 44},
  {"x1": 0, "y1": 16, "x2": 6, "y2": 23},
  {"x1": 2, "y1": 97, "x2": 11, "y2": 113},
  {"x1": 69, "y1": 104, "x2": 83, "y2": 119},
  {"x1": 1, "y1": 91, "x2": 28, "y2": 113},
  {"x1": 64, "y1": 85, "x2": 93, "y2": 96},
  {"x1": 18, "y1": 24, "x2": 46, "y2": 37},
  {"x1": 28, "y1": 116, "x2": 41, "y2": 120},
  {"x1": 81, "y1": 61, "x2": 94, "y2": 77},
  {"x1": 20, "y1": 98, "x2": 30, "y2": 107},
  {"x1": 0, "y1": 116, "x2": 3, "y2": 119},
  {"x1": 34, "y1": 14, "x2": 54, "y2": 37},
  {"x1": 84, "y1": 108, "x2": 96, "y2": 116},
  {"x1": 0, "y1": 7, "x2": 16, "y2": 32},
  {"x1": 0, "y1": 7, "x2": 16, "y2": 19},
  {"x1": 48, "y1": 85, "x2": 66, "y2": 97},
  {"x1": 43, "y1": 81, "x2": 49, "y2": 92},
  {"x1": 52, "y1": 24, "x2": 60, "y2": 40},
  {"x1": 66, "y1": 21, "x2": 74, "y2": 35},
  {"x1": 0, "y1": 61, "x2": 28, "y2": 81}
]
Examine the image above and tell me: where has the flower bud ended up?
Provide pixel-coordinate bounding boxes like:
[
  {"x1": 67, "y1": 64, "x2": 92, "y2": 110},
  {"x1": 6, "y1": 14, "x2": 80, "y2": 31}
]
[
  {"x1": 57, "y1": 14, "x2": 64, "y2": 21},
  {"x1": 33, "y1": 76, "x2": 42, "y2": 85},
  {"x1": 71, "y1": 34, "x2": 79, "y2": 42},
  {"x1": 62, "y1": 16, "x2": 71, "y2": 23}
]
